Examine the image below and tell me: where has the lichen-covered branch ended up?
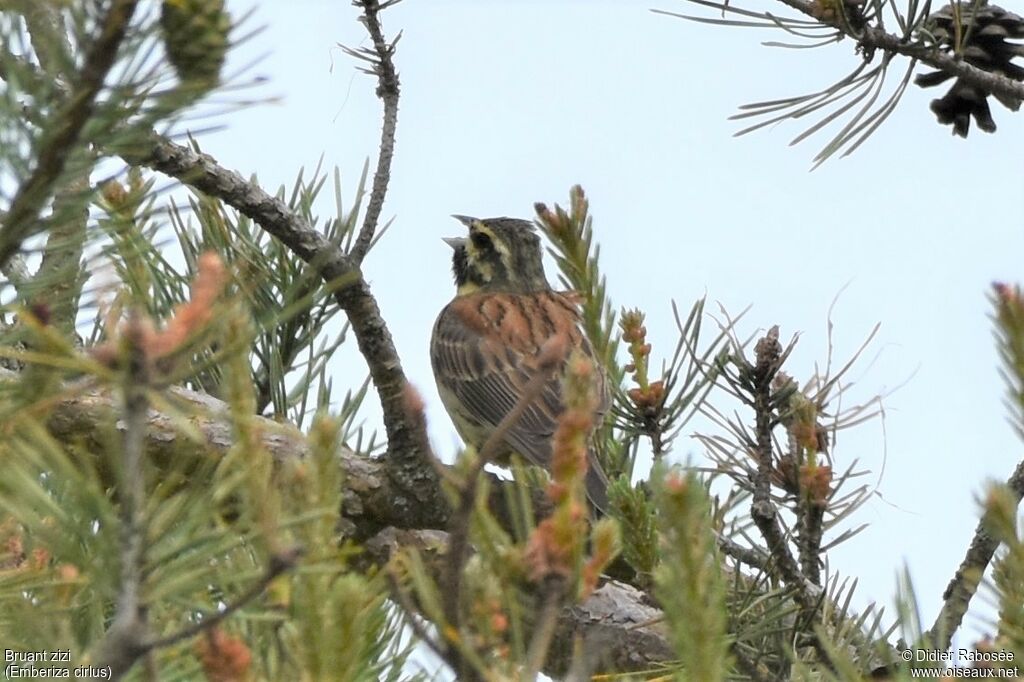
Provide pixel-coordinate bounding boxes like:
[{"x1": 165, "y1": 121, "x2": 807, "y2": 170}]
[
  {"x1": 347, "y1": 0, "x2": 402, "y2": 264},
  {"x1": 366, "y1": 528, "x2": 674, "y2": 676},
  {"x1": 927, "y1": 458, "x2": 1024, "y2": 651},
  {"x1": 4, "y1": 368, "x2": 676, "y2": 675},
  {"x1": 122, "y1": 134, "x2": 447, "y2": 530},
  {"x1": 749, "y1": 328, "x2": 809, "y2": 601}
]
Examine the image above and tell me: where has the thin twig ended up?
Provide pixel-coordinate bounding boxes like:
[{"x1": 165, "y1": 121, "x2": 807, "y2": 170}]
[
  {"x1": 716, "y1": 532, "x2": 771, "y2": 572},
  {"x1": 0, "y1": 0, "x2": 139, "y2": 271},
  {"x1": 117, "y1": 314, "x2": 148, "y2": 629},
  {"x1": 791, "y1": 421, "x2": 825, "y2": 586},
  {"x1": 441, "y1": 353, "x2": 558, "y2": 663},
  {"x1": 348, "y1": 0, "x2": 401, "y2": 264},
  {"x1": 92, "y1": 313, "x2": 152, "y2": 679},
  {"x1": 748, "y1": 327, "x2": 806, "y2": 595},
  {"x1": 522, "y1": 578, "x2": 568, "y2": 682},
  {"x1": 744, "y1": 327, "x2": 843, "y2": 673},
  {"x1": 385, "y1": 568, "x2": 463, "y2": 672},
  {"x1": 144, "y1": 547, "x2": 301, "y2": 651},
  {"x1": 797, "y1": 497, "x2": 824, "y2": 585},
  {"x1": 732, "y1": 644, "x2": 775, "y2": 682},
  {"x1": 926, "y1": 458, "x2": 1024, "y2": 650}
]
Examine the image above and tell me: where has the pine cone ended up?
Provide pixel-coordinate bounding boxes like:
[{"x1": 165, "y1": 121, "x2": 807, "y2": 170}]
[
  {"x1": 915, "y1": 3, "x2": 1024, "y2": 137},
  {"x1": 160, "y1": 0, "x2": 230, "y2": 95}
]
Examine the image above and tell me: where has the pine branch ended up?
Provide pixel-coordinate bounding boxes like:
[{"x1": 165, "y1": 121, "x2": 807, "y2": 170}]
[
  {"x1": 0, "y1": 21, "x2": 445, "y2": 531},
  {"x1": 16, "y1": 0, "x2": 75, "y2": 77},
  {"x1": 655, "y1": 472, "x2": 730, "y2": 682},
  {"x1": 772, "y1": 0, "x2": 1024, "y2": 105},
  {"x1": 347, "y1": 0, "x2": 402, "y2": 264},
  {"x1": 861, "y1": 24, "x2": 1024, "y2": 102},
  {"x1": 730, "y1": 327, "x2": 849, "y2": 674},
  {"x1": 0, "y1": 0, "x2": 139, "y2": 271},
  {"x1": 749, "y1": 327, "x2": 807, "y2": 598},
  {"x1": 797, "y1": 493, "x2": 825, "y2": 585},
  {"x1": 926, "y1": 283, "x2": 1024, "y2": 650},
  {"x1": 124, "y1": 134, "x2": 447, "y2": 527},
  {"x1": 0, "y1": 367, "x2": 425, "y2": 533},
  {"x1": 3, "y1": 357, "x2": 665, "y2": 676},
  {"x1": 91, "y1": 314, "x2": 152, "y2": 680},
  {"x1": 927, "y1": 459, "x2": 1024, "y2": 650},
  {"x1": 668, "y1": 0, "x2": 1024, "y2": 161},
  {"x1": 3, "y1": 366, "x2": 898, "y2": 676}
]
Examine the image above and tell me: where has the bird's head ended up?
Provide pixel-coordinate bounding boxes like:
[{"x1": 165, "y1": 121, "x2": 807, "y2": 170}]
[{"x1": 445, "y1": 216, "x2": 548, "y2": 295}]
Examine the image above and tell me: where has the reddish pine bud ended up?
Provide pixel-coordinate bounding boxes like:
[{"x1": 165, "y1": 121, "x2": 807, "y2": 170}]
[
  {"x1": 799, "y1": 464, "x2": 832, "y2": 506},
  {"x1": 101, "y1": 179, "x2": 128, "y2": 208},
  {"x1": 194, "y1": 629, "x2": 252, "y2": 682},
  {"x1": 28, "y1": 302, "x2": 50, "y2": 326},
  {"x1": 664, "y1": 472, "x2": 689, "y2": 495}
]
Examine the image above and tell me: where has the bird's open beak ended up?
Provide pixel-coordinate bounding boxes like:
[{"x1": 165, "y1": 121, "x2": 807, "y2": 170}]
[
  {"x1": 450, "y1": 214, "x2": 476, "y2": 228},
  {"x1": 442, "y1": 236, "x2": 466, "y2": 250}
]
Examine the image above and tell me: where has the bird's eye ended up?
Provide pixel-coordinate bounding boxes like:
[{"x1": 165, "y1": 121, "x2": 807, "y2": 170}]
[{"x1": 470, "y1": 230, "x2": 493, "y2": 250}]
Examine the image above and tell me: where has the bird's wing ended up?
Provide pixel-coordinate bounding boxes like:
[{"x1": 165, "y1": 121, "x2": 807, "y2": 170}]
[{"x1": 431, "y1": 291, "x2": 592, "y2": 469}]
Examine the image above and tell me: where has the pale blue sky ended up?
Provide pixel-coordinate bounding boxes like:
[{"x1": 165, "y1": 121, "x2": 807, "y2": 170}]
[{"x1": 203, "y1": 0, "x2": 1024, "y2": 663}]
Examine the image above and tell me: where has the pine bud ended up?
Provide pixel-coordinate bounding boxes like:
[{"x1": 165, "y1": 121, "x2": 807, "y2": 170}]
[{"x1": 161, "y1": 0, "x2": 230, "y2": 97}]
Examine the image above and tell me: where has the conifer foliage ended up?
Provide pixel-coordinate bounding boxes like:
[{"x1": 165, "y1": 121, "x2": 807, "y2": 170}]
[{"x1": 0, "y1": 2, "x2": 1023, "y2": 681}]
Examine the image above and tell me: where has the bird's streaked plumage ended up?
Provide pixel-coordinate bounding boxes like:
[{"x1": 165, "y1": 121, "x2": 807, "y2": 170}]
[{"x1": 430, "y1": 216, "x2": 611, "y2": 511}]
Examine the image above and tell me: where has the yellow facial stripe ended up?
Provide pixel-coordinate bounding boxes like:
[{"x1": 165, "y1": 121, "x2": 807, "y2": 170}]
[
  {"x1": 476, "y1": 224, "x2": 512, "y2": 259},
  {"x1": 456, "y1": 281, "x2": 481, "y2": 296}
]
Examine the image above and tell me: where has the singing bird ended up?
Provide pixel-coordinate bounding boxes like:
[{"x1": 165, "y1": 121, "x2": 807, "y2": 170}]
[{"x1": 430, "y1": 215, "x2": 611, "y2": 512}]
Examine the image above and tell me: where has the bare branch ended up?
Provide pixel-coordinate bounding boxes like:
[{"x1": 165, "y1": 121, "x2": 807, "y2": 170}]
[
  {"x1": 926, "y1": 458, "x2": 1024, "y2": 650},
  {"x1": 0, "y1": 368, "x2": 433, "y2": 535},
  {"x1": 749, "y1": 327, "x2": 806, "y2": 595},
  {"x1": 91, "y1": 313, "x2": 152, "y2": 680},
  {"x1": 716, "y1": 532, "x2": 771, "y2": 572},
  {"x1": 523, "y1": 577, "x2": 569, "y2": 681},
  {"x1": 347, "y1": 0, "x2": 402, "y2": 263}
]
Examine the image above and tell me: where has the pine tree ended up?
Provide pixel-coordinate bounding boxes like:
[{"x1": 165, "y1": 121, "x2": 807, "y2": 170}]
[{"x1": 1, "y1": 2, "x2": 1023, "y2": 680}]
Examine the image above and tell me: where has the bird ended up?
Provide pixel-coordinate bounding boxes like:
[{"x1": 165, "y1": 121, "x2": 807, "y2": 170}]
[{"x1": 430, "y1": 215, "x2": 612, "y2": 512}]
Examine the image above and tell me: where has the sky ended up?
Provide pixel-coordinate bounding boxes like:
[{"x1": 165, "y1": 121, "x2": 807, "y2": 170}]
[{"x1": 197, "y1": 0, "x2": 1024, "y2": 669}]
